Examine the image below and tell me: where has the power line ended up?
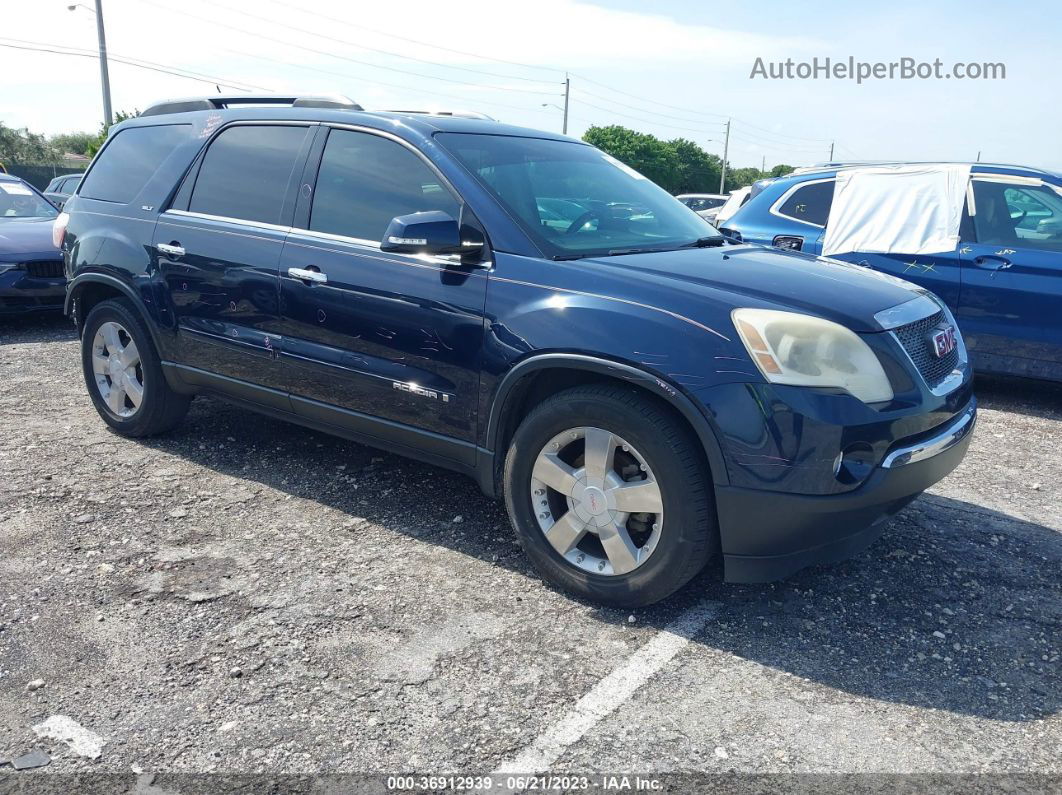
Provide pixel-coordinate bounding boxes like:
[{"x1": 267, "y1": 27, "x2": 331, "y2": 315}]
[
  {"x1": 574, "y1": 97, "x2": 724, "y2": 136},
  {"x1": 209, "y1": 0, "x2": 559, "y2": 87},
  {"x1": 252, "y1": 0, "x2": 563, "y2": 84},
  {"x1": 260, "y1": 0, "x2": 563, "y2": 76},
  {"x1": 0, "y1": 38, "x2": 269, "y2": 92},
  {"x1": 140, "y1": 0, "x2": 558, "y2": 97},
  {"x1": 569, "y1": 71, "x2": 832, "y2": 144},
  {"x1": 571, "y1": 89, "x2": 728, "y2": 130},
  {"x1": 213, "y1": 42, "x2": 556, "y2": 117}
]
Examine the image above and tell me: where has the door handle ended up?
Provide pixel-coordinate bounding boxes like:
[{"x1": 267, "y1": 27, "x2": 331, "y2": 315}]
[
  {"x1": 973, "y1": 255, "x2": 1012, "y2": 270},
  {"x1": 157, "y1": 242, "x2": 185, "y2": 257},
  {"x1": 288, "y1": 267, "x2": 327, "y2": 284}
]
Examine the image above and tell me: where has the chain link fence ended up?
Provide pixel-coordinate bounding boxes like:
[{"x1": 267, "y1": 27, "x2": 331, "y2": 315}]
[{"x1": 5, "y1": 164, "x2": 88, "y2": 190}]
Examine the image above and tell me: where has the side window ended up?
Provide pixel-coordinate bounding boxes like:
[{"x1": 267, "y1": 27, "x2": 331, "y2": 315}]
[
  {"x1": 79, "y1": 124, "x2": 191, "y2": 203},
  {"x1": 776, "y1": 180, "x2": 835, "y2": 226},
  {"x1": 189, "y1": 125, "x2": 309, "y2": 225},
  {"x1": 972, "y1": 180, "x2": 1062, "y2": 253},
  {"x1": 309, "y1": 129, "x2": 459, "y2": 242}
]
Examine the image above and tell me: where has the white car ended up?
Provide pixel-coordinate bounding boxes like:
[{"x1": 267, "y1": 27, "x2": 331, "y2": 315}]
[
  {"x1": 676, "y1": 193, "x2": 727, "y2": 222},
  {"x1": 713, "y1": 186, "x2": 753, "y2": 226}
]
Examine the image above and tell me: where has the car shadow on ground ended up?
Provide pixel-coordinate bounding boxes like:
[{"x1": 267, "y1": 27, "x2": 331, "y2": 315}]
[
  {"x1": 131, "y1": 393, "x2": 1061, "y2": 725},
  {"x1": 974, "y1": 373, "x2": 1062, "y2": 421},
  {"x1": 0, "y1": 313, "x2": 74, "y2": 345}
]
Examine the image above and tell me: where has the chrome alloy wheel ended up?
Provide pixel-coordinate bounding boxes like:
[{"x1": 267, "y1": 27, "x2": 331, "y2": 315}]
[
  {"x1": 530, "y1": 426, "x2": 664, "y2": 576},
  {"x1": 91, "y1": 321, "x2": 144, "y2": 418}
]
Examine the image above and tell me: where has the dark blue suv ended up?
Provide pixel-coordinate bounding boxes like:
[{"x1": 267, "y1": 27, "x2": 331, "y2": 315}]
[{"x1": 60, "y1": 96, "x2": 976, "y2": 606}]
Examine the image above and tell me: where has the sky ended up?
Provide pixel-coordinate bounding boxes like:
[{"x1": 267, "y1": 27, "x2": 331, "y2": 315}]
[{"x1": 1, "y1": 0, "x2": 1059, "y2": 172}]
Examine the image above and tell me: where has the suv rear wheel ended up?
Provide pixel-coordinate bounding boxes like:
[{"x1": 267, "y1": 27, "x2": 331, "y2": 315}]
[
  {"x1": 81, "y1": 298, "x2": 191, "y2": 437},
  {"x1": 504, "y1": 384, "x2": 716, "y2": 607}
]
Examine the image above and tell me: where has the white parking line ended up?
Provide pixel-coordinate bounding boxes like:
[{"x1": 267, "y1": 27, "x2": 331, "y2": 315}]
[{"x1": 494, "y1": 600, "x2": 722, "y2": 774}]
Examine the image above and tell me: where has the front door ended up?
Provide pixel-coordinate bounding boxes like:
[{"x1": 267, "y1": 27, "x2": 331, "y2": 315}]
[
  {"x1": 957, "y1": 176, "x2": 1062, "y2": 376},
  {"x1": 155, "y1": 123, "x2": 314, "y2": 393},
  {"x1": 276, "y1": 127, "x2": 489, "y2": 459}
]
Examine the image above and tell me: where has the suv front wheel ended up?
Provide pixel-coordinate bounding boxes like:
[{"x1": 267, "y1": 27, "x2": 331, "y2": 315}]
[
  {"x1": 504, "y1": 384, "x2": 716, "y2": 607},
  {"x1": 80, "y1": 298, "x2": 191, "y2": 437}
]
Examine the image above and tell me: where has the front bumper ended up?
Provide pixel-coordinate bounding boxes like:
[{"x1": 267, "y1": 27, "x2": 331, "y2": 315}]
[
  {"x1": 715, "y1": 399, "x2": 976, "y2": 583},
  {"x1": 0, "y1": 269, "x2": 66, "y2": 314}
]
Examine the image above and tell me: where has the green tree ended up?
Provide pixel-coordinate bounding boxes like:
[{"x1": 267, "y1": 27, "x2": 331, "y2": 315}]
[
  {"x1": 769, "y1": 164, "x2": 795, "y2": 178},
  {"x1": 725, "y1": 167, "x2": 763, "y2": 191},
  {"x1": 85, "y1": 110, "x2": 138, "y2": 157},
  {"x1": 0, "y1": 122, "x2": 63, "y2": 165},
  {"x1": 49, "y1": 131, "x2": 98, "y2": 156},
  {"x1": 667, "y1": 137, "x2": 723, "y2": 194},
  {"x1": 582, "y1": 125, "x2": 680, "y2": 191}
]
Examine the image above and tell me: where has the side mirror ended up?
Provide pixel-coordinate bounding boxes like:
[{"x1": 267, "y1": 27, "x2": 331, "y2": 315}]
[{"x1": 380, "y1": 211, "x2": 484, "y2": 260}]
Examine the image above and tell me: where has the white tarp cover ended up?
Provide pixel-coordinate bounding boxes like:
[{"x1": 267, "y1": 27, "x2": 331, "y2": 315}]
[{"x1": 822, "y1": 164, "x2": 971, "y2": 257}]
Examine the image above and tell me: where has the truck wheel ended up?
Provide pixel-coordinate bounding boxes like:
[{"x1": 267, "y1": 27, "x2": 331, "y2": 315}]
[
  {"x1": 80, "y1": 298, "x2": 191, "y2": 437},
  {"x1": 504, "y1": 384, "x2": 716, "y2": 607}
]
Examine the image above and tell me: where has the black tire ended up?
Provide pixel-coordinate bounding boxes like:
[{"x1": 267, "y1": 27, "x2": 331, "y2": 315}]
[
  {"x1": 81, "y1": 298, "x2": 191, "y2": 437},
  {"x1": 504, "y1": 383, "x2": 716, "y2": 607}
]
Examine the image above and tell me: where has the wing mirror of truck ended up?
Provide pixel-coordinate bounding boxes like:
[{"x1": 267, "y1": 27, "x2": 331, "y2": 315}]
[{"x1": 381, "y1": 211, "x2": 485, "y2": 262}]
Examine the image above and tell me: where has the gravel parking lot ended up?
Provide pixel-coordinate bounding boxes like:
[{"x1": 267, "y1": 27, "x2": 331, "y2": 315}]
[{"x1": 1, "y1": 314, "x2": 1059, "y2": 781}]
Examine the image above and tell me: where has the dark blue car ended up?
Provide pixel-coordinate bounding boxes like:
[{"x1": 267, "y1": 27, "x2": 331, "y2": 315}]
[
  {"x1": 721, "y1": 163, "x2": 1062, "y2": 383},
  {"x1": 59, "y1": 96, "x2": 976, "y2": 606},
  {"x1": 0, "y1": 174, "x2": 65, "y2": 315}
]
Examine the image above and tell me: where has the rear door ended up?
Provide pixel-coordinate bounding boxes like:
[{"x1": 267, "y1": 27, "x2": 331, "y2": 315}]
[
  {"x1": 764, "y1": 178, "x2": 833, "y2": 254},
  {"x1": 276, "y1": 126, "x2": 489, "y2": 455},
  {"x1": 808, "y1": 173, "x2": 963, "y2": 311},
  {"x1": 155, "y1": 123, "x2": 314, "y2": 396},
  {"x1": 957, "y1": 175, "x2": 1062, "y2": 375}
]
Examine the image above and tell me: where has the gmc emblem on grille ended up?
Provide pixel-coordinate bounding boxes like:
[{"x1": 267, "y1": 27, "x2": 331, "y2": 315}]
[{"x1": 930, "y1": 325, "x2": 957, "y2": 358}]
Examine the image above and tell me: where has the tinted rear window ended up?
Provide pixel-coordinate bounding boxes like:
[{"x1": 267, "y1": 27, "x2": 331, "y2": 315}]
[
  {"x1": 189, "y1": 125, "x2": 309, "y2": 224},
  {"x1": 80, "y1": 124, "x2": 191, "y2": 203},
  {"x1": 776, "y1": 180, "x2": 835, "y2": 226}
]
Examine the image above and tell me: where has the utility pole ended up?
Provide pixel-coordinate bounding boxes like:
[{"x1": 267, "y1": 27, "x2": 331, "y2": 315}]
[
  {"x1": 829, "y1": 141, "x2": 834, "y2": 161},
  {"x1": 976, "y1": 150, "x2": 981, "y2": 162},
  {"x1": 94, "y1": 0, "x2": 113, "y2": 126},
  {"x1": 562, "y1": 73, "x2": 569, "y2": 136},
  {"x1": 761, "y1": 155, "x2": 766, "y2": 177},
  {"x1": 718, "y1": 119, "x2": 730, "y2": 193}
]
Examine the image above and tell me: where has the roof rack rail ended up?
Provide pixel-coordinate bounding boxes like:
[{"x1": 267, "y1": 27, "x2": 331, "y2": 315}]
[
  {"x1": 385, "y1": 109, "x2": 496, "y2": 121},
  {"x1": 140, "y1": 94, "x2": 363, "y2": 117}
]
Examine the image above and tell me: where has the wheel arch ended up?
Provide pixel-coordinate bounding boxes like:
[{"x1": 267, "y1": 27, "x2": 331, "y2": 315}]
[
  {"x1": 481, "y1": 354, "x2": 730, "y2": 497},
  {"x1": 67, "y1": 274, "x2": 159, "y2": 344},
  {"x1": 66, "y1": 273, "x2": 189, "y2": 394}
]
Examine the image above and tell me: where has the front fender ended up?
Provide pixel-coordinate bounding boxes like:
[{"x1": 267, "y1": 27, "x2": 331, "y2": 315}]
[{"x1": 485, "y1": 353, "x2": 731, "y2": 490}]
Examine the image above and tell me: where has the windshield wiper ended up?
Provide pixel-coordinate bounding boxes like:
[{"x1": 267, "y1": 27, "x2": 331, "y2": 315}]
[
  {"x1": 553, "y1": 237, "x2": 725, "y2": 260},
  {"x1": 679, "y1": 235, "x2": 726, "y2": 248}
]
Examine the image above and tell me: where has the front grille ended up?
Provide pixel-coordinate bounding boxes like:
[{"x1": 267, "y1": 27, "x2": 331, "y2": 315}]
[
  {"x1": 892, "y1": 310, "x2": 959, "y2": 389},
  {"x1": 23, "y1": 261, "x2": 65, "y2": 278}
]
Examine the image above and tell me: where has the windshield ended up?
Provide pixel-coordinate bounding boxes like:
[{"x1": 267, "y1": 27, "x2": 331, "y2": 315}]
[
  {"x1": 681, "y1": 196, "x2": 725, "y2": 212},
  {"x1": 0, "y1": 181, "x2": 58, "y2": 219},
  {"x1": 437, "y1": 133, "x2": 716, "y2": 258}
]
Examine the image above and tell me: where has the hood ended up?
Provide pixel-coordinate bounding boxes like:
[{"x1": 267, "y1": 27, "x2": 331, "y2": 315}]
[
  {"x1": 0, "y1": 217, "x2": 61, "y2": 261},
  {"x1": 578, "y1": 244, "x2": 927, "y2": 333}
]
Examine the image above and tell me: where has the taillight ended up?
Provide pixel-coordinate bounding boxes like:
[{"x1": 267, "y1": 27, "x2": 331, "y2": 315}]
[{"x1": 52, "y1": 212, "x2": 69, "y2": 249}]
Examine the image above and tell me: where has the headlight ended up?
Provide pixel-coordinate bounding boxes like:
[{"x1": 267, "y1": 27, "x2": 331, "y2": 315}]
[
  {"x1": 732, "y1": 308, "x2": 894, "y2": 403},
  {"x1": 0, "y1": 262, "x2": 23, "y2": 273}
]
